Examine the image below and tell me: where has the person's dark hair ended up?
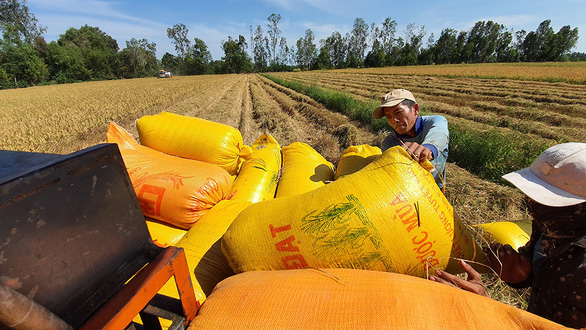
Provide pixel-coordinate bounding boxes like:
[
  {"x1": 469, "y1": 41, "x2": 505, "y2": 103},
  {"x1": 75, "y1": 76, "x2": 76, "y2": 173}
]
[{"x1": 401, "y1": 99, "x2": 416, "y2": 109}]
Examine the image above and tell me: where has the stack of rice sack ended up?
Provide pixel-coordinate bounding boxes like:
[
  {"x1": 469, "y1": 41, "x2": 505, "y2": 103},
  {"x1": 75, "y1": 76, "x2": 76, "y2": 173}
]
[
  {"x1": 106, "y1": 112, "x2": 263, "y2": 328},
  {"x1": 106, "y1": 121, "x2": 231, "y2": 230},
  {"x1": 144, "y1": 133, "x2": 282, "y2": 326},
  {"x1": 186, "y1": 145, "x2": 565, "y2": 329},
  {"x1": 222, "y1": 145, "x2": 486, "y2": 277}
]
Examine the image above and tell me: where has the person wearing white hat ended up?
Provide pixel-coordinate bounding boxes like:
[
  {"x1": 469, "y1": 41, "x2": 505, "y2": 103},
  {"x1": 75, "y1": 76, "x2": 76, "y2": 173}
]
[
  {"x1": 373, "y1": 89, "x2": 449, "y2": 189},
  {"x1": 430, "y1": 143, "x2": 586, "y2": 328}
]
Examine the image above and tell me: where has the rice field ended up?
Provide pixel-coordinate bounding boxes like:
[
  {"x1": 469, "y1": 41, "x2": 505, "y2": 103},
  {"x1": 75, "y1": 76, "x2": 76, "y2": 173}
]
[
  {"x1": 2, "y1": 62, "x2": 585, "y2": 309},
  {"x1": 0, "y1": 74, "x2": 246, "y2": 153},
  {"x1": 339, "y1": 61, "x2": 586, "y2": 84}
]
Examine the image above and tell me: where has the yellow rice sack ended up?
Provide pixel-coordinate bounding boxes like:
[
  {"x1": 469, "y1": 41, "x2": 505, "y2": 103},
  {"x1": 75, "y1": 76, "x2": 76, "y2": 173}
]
[
  {"x1": 106, "y1": 122, "x2": 231, "y2": 229},
  {"x1": 230, "y1": 134, "x2": 282, "y2": 203},
  {"x1": 156, "y1": 200, "x2": 252, "y2": 304},
  {"x1": 136, "y1": 112, "x2": 252, "y2": 176},
  {"x1": 145, "y1": 218, "x2": 187, "y2": 247},
  {"x1": 475, "y1": 220, "x2": 532, "y2": 251},
  {"x1": 222, "y1": 146, "x2": 486, "y2": 278},
  {"x1": 189, "y1": 268, "x2": 567, "y2": 329},
  {"x1": 334, "y1": 144, "x2": 381, "y2": 180},
  {"x1": 275, "y1": 142, "x2": 334, "y2": 198}
]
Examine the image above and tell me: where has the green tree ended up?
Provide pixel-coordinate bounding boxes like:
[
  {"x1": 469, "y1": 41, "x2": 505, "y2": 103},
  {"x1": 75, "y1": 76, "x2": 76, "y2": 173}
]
[
  {"x1": 520, "y1": 19, "x2": 578, "y2": 62},
  {"x1": 365, "y1": 39, "x2": 385, "y2": 67},
  {"x1": 252, "y1": 25, "x2": 268, "y2": 70},
  {"x1": 553, "y1": 25, "x2": 579, "y2": 60},
  {"x1": 323, "y1": 31, "x2": 347, "y2": 68},
  {"x1": 0, "y1": 37, "x2": 47, "y2": 86},
  {"x1": 348, "y1": 17, "x2": 369, "y2": 65},
  {"x1": 0, "y1": 0, "x2": 45, "y2": 44},
  {"x1": 161, "y1": 52, "x2": 179, "y2": 72},
  {"x1": 45, "y1": 40, "x2": 88, "y2": 82},
  {"x1": 465, "y1": 21, "x2": 506, "y2": 63},
  {"x1": 58, "y1": 25, "x2": 119, "y2": 80},
  {"x1": 0, "y1": 0, "x2": 47, "y2": 87},
  {"x1": 221, "y1": 35, "x2": 251, "y2": 73},
  {"x1": 167, "y1": 23, "x2": 191, "y2": 58},
  {"x1": 432, "y1": 28, "x2": 459, "y2": 64},
  {"x1": 266, "y1": 13, "x2": 281, "y2": 66},
  {"x1": 380, "y1": 17, "x2": 397, "y2": 56},
  {"x1": 513, "y1": 30, "x2": 527, "y2": 57},
  {"x1": 277, "y1": 36, "x2": 289, "y2": 66},
  {"x1": 494, "y1": 29, "x2": 514, "y2": 62},
  {"x1": 295, "y1": 29, "x2": 316, "y2": 70},
  {"x1": 400, "y1": 23, "x2": 425, "y2": 65},
  {"x1": 184, "y1": 37, "x2": 212, "y2": 75},
  {"x1": 520, "y1": 20, "x2": 565, "y2": 62},
  {"x1": 118, "y1": 38, "x2": 158, "y2": 78},
  {"x1": 314, "y1": 46, "x2": 332, "y2": 69}
]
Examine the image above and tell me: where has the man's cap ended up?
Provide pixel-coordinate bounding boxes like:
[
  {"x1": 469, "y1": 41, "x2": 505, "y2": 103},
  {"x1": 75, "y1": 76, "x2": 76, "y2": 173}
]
[
  {"x1": 502, "y1": 142, "x2": 586, "y2": 207},
  {"x1": 373, "y1": 89, "x2": 417, "y2": 119}
]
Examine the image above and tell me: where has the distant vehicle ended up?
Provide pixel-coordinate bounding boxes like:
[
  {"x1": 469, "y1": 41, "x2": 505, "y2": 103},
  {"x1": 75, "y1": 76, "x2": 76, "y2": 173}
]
[{"x1": 158, "y1": 70, "x2": 172, "y2": 78}]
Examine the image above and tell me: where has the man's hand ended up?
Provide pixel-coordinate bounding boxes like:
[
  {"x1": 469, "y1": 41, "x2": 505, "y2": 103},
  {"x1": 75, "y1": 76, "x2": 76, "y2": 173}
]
[
  {"x1": 429, "y1": 259, "x2": 489, "y2": 297},
  {"x1": 484, "y1": 243, "x2": 532, "y2": 284},
  {"x1": 401, "y1": 142, "x2": 433, "y2": 162}
]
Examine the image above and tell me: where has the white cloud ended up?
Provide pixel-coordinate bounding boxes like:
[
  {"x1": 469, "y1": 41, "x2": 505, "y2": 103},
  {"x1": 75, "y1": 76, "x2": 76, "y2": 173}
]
[
  {"x1": 28, "y1": 0, "x2": 156, "y2": 26},
  {"x1": 478, "y1": 14, "x2": 537, "y2": 28},
  {"x1": 261, "y1": 0, "x2": 295, "y2": 10}
]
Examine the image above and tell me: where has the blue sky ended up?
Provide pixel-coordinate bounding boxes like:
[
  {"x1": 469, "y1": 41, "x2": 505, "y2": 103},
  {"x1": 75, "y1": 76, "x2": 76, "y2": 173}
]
[{"x1": 27, "y1": 0, "x2": 586, "y2": 61}]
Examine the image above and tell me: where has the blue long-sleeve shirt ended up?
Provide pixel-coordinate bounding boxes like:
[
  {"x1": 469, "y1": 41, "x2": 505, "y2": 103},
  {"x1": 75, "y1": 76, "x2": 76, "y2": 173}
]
[{"x1": 380, "y1": 115, "x2": 449, "y2": 189}]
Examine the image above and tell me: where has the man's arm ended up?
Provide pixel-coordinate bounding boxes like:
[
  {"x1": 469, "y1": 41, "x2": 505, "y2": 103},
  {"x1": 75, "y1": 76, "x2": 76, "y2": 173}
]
[{"x1": 421, "y1": 115, "x2": 449, "y2": 156}]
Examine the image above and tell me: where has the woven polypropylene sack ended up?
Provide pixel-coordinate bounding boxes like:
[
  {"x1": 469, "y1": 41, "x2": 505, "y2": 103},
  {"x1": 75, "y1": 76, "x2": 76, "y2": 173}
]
[
  {"x1": 155, "y1": 200, "x2": 252, "y2": 304},
  {"x1": 106, "y1": 122, "x2": 231, "y2": 229},
  {"x1": 475, "y1": 220, "x2": 532, "y2": 251},
  {"x1": 189, "y1": 268, "x2": 568, "y2": 329},
  {"x1": 145, "y1": 218, "x2": 187, "y2": 247},
  {"x1": 222, "y1": 146, "x2": 486, "y2": 278},
  {"x1": 275, "y1": 142, "x2": 334, "y2": 198},
  {"x1": 334, "y1": 144, "x2": 382, "y2": 180},
  {"x1": 136, "y1": 112, "x2": 252, "y2": 176},
  {"x1": 230, "y1": 134, "x2": 282, "y2": 203}
]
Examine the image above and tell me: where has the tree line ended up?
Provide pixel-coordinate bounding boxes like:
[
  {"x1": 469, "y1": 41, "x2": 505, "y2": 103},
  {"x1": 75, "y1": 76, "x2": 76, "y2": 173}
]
[{"x1": 1, "y1": 0, "x2": 583, "y2": 89}]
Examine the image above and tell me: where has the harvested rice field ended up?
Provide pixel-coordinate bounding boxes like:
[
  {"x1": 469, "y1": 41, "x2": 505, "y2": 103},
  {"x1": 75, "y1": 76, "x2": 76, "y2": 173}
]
[{"x1": 3, "y1": 62, "x2": 585, "y2": 309}]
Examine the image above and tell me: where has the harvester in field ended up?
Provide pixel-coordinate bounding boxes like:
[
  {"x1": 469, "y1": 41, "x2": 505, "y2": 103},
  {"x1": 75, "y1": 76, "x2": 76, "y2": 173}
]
[{"x1": 158, "y1": 70, "x2": 172, "y2": 78}]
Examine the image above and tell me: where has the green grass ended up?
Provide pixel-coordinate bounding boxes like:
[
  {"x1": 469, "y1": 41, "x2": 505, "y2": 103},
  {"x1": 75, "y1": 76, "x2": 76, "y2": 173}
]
[{"x1": 448, "y1": 124, "x2": 548, "y2": 182}]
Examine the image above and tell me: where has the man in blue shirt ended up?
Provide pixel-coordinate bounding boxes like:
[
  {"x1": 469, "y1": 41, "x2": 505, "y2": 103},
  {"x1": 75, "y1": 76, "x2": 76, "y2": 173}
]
[{"x1": 373, "y1": 89, "x2": 449, "y2": 189}]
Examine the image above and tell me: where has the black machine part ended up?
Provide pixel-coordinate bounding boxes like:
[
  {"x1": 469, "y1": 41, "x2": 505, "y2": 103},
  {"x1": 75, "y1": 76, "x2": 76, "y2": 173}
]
[{"x1": 0, "y1": 144, "x2": 160, "y2": 328}]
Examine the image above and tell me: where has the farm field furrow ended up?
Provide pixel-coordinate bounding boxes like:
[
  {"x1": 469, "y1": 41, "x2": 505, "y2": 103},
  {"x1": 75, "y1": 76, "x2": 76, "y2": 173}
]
[
  {"x1": 277, "y1": 71, "x2": 586, "y2": 111},
  {"x1": 272, "y1": 71, "x2": 586, "y2": 143},
  {"x1": 338, "y1": 62, "x2": 586, "y2": 84},
  {"x1": 301, "y1": 72, "x2": 586, "y2": 120},
  {"x1": 277, "y1": 71, "x2": 586, "y2": 112},
  {"x1": 250, "y1": 74, "x2": 377, "y2": 163}
]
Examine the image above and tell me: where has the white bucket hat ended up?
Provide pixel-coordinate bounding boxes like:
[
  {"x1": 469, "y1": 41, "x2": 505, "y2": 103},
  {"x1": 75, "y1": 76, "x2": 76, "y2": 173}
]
[{"x1": 502, "y1": 142, "x2": 586, "y2": 207}]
